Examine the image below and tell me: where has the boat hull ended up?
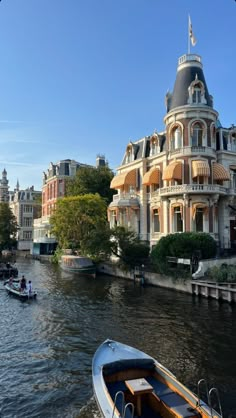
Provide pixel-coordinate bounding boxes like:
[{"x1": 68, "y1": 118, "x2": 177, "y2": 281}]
[
  {"x1": 92, "y1": 339, "x2": 222, "y2": 418},
  {"x1": 60, "y1": 255, "x2": 96, "y2": 277}
]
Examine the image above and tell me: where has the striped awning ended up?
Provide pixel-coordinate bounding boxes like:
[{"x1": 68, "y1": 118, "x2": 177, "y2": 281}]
[
  {"x1": 213, "y1": 163, "x2": 230, "y2": 181},
  {"x1": 192, "y1": 160, "x2": 210, "y2": 178},
  {"x1": 143, "y1": 167, "x2": 160, "y2": 186},
  {"x1": 110, "y1": 169, "x2": 137, "y2": 189},
  {"x1": 162, "y1": 161, "x2": 182, "y2": 181}
]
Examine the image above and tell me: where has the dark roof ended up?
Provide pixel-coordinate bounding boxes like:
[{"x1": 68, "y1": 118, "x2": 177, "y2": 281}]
[{"x1": 168, "y1": 57, "x2": 212, "y2": 111}]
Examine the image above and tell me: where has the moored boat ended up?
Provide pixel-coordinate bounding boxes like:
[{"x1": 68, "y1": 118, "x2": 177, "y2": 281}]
[
  {"x1": 60, "y1": 255, "x2": 96, "y2": 277},
  {"x1": 4, "y1": 282, "x2": 37, "y2": 299},
  {"x1": 92, "y1": 339, "x2": 223, "y2": 418},
  {"x1": 0, "y1": 262, "x2": 18, "y2": 279}
]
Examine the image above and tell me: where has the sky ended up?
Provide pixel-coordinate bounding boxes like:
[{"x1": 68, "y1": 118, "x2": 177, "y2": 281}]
[{"x1": 0, "y1": 0, "x2": 235, "y2": 191}]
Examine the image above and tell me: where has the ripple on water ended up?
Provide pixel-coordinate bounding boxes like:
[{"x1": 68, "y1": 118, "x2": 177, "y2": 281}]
[{"x1": 0, "y1": 259, "x2": 236, "y2": 417}]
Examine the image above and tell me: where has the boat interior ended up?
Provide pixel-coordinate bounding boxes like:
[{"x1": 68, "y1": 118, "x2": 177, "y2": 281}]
[{"x1": 103, "y1": 359, "x2": 221, "y2": 418}]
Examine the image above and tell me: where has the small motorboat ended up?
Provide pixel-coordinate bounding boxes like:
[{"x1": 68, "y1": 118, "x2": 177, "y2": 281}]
[
  {"x1": 92, "y1": 339, "x2": 223, "y2": 418},
  {"x1": 4, "y1": 282, "x2": 37, "y2": 299}
]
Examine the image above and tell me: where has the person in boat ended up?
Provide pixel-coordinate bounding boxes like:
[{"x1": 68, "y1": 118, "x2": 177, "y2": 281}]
[
  {"x1": 8, "y1": 276, "x2": 14, "y2": 287},
  {"x1": 20, "y1": 275, "x2": 27, "y2": 292},
  {"x1": 27, "y1": 280, "x2": 32, "y2": 296}
]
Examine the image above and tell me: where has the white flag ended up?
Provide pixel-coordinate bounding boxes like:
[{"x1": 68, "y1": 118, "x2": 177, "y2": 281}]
[{"x1": 189, "y1": 15, "x2": 197, "y2": 46}]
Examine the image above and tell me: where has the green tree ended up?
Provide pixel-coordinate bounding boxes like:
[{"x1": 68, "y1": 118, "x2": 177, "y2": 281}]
[
  {"x1": 109, "y1": 226, "x2": 150, "y2": 269},
  {"x1": 66, "y1": 165, "x2": 115, "y2": 203},
  {"x1": 50, "y1": 194, "x2": 108, "y2": 255},
  {"x1": 0, "y1": 203, "x2": 18, "y2": 250}
]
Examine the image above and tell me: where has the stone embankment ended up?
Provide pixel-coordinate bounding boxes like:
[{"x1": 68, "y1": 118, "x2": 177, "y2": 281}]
[{"x1": 98, "y1": 257, "x2": 236, "y2": 303}]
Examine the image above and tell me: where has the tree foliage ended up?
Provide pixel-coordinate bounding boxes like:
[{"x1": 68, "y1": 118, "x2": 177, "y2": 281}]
[
  {"x1": 50, "y1": 194, "x2": 108, "y2": 255},
  {"x1": 66, "y1": 165, "x2": 115, "y2": 204},
  {"x1": 0, "y1": 203, "x2": 18, "y2": 250}
]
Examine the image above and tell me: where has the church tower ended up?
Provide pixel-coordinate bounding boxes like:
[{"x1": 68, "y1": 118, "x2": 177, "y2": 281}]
[{"x1": 0, "y1": 168, "x2": 9, "y2": 202}]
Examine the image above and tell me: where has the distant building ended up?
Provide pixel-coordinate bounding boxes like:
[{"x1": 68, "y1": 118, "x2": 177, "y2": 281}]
[
  {"x1": 32, "y1": 157, "x2": 106, "y2": 256},
  {"x1": 0, "y1": 168, "x2": 9, "y2": 202},
  {"x1": 9, "y1": 182, "x2": 41, "y2": 251},
  {"x1": 108, "y1": 52, "x2": 236, "y2": 253}
]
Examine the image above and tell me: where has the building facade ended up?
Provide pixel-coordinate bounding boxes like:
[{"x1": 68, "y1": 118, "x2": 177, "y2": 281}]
[
  {"x1": 32, "y1": 157, "x2": 105, "y2": 255},
  {"x1": 9, "y1": 183, "x2": 41, "y2": 250},
  {"x1": 108, "y1": 53, "x2": 236, "y2": 252}
]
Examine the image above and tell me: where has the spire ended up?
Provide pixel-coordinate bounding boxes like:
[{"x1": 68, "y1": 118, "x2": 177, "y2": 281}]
[{"x1": 16, "y1": 179, "x2": 20, "y2": 191}]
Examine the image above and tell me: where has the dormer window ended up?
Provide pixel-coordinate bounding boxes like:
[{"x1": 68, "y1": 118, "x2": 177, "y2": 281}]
[
  {"x1": 125, "y1": 145, "x2": 133, "y2": 164},
  {"x1": 188, "y1": 76, "x2": 207, "y2": 105},
  {"x1": 151, "y1": 141, "x2": 157, "y2": 155},
  {"x1": 126, "y1": 149, "x2": 132, "y2": 163},
  {"x1": 192, "y1": 86, "x2": 201, "y2": 103},
  {"x1": 150, "y1": 133, "x2": 159, "y2": 156}
]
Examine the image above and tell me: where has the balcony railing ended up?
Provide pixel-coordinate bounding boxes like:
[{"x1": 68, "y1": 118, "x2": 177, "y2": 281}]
[
  {"x1": 169, "y1": 146, "x2": 216, "y2": 158},
  {"x1": 178, "y1": 54, "x2": 201, "y2": 65},
  {"x1": 159, "y1": 184, "x2": 228, "y2": 196},
  {"x1": 112, "y1": 193, "x2": 139, "y2": 202}
]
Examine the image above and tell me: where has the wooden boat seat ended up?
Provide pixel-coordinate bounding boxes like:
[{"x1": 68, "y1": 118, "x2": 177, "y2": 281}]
[
  {"x1": 146, "y1": 377, "x2": 173, "y2": 397},
  {"x1": 146, "y1": 377, "x2": 200, "y2": 418}
]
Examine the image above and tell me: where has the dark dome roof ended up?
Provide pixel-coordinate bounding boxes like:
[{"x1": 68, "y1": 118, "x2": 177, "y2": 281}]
[{"x1": 167, "y1": 54, "x2": 213, "y2": 111}]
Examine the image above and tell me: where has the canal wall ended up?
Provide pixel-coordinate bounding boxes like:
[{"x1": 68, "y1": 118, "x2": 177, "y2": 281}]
[
  {"x1": 98, "y1": 258, "x2": 236, "y2": 303},
  {"x1": 98, "y1": 262, "x2": 193, "y2": 294}
]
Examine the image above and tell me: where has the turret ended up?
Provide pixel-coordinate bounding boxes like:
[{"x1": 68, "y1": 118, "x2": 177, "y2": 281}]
[{"x1": 165, "y1": 54, "x2": 213, "y2": 113}]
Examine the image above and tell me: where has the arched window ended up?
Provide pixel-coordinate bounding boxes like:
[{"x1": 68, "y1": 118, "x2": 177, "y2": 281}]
[
  {"x1": 153, "y1": 209, "x2": 160, "y2": 232},
  {"x1": 232, "y1": 133, "x2": 236, "y2": 152},
  {"x1": 170, "y1": 126, "x2": 182, "y2": 150},
  {"x1": 172, "y1": 206, "x2": 183, "y2": 232},
  {"x1": 195, "y1": 208, "x2": 204, "y2": 232},
  {"x1": 192, "y1": 204, "x2": 208, "y2": 232},
  {"x1": 192, "y1": 123, "x2": 203, "y2": 146}
]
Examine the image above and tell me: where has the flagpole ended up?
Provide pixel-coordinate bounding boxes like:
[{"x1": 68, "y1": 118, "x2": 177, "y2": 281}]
[{"x1": 188, "y1": 15, "x2": 190, "y2": 54}]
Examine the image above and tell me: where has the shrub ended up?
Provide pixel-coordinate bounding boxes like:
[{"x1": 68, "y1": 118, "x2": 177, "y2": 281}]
[
  {"x1": 151, "y1": 232, "x2": 217, "y2": 275},
  {"x1": 206, "y1": 264, "x2": 236, "y2": 283}
]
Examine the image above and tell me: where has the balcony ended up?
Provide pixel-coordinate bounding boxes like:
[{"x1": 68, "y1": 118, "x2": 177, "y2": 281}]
[
  {"x1": 169, "y1": 146, "x2": 216, "y2": 158},
  {"x1": 158, "y1": 184, "x2": 228, "y2": 197},
  {"x1": 111, "y1": 193, "x2": 140, "y2": 207}
]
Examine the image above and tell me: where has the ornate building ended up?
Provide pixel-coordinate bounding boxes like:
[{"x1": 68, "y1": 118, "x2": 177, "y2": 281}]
[
  {"x1": 32, "y1": 156, "x2": 106, "y2": 255},
  {"x1": 9, "y1": 182, "x2": 41, "y2": 250},
  {"x1": 108, "y1": 53, "x2": 236, "y2": 252}
]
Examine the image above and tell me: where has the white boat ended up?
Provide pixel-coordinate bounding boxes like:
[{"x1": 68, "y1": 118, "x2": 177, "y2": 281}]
[
  {"x1": 60, "y1": 255, "x2": 96, "y2": 277},
  {"x1": 92, "y1": 339, "x2": 223, "y2": 418},
  {"x1": 5, "y1": 282, "x2": 37, "y2": 299}
]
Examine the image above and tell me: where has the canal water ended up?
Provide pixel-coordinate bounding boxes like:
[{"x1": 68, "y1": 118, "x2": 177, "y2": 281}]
[{"x1": 0, "y1": 258, "x2": 236, "y2": 418}]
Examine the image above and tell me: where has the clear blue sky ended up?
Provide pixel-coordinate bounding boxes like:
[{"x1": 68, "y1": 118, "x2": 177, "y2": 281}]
[{"x1": 0, "y1": 0, "x2": 235, "y2": 191}]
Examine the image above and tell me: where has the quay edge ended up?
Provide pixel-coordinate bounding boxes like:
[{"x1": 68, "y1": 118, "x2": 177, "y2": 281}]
[{"x1": 98, "y1": 257, "x2": 236, "y2": 303}]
